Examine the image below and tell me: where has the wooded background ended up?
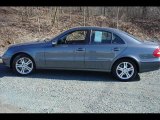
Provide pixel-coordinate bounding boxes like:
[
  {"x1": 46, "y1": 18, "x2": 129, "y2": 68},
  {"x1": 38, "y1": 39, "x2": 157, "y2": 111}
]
[{"x1": 0, "y1": 7, "x2": 160, "y2": 54}]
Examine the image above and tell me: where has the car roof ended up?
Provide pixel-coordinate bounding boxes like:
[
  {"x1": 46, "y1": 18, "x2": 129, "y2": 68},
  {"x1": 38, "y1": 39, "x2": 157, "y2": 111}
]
[
  {"x1": 68, "y1": 26, "x2": 142, "y2": 44},
  {"x1": 69, "y1": 26, "x2": 119, "y2": 32}
]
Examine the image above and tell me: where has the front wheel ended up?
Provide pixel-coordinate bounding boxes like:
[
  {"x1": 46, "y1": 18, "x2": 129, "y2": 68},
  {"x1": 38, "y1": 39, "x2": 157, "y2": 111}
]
[
  {"x1": 12, "y1": 54, "x2": 35, "y2": 75},
  {"x1": 111, "y1": 59, "x2": 138, "y2": 81}
]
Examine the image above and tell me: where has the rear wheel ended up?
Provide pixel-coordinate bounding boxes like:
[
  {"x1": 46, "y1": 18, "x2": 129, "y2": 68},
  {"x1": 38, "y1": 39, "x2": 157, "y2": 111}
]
[
  {"x1": 12, "y1": 54, "x2": 35, "y2": 75},
  {"x1": 112, "y1": 59, "x2": 138, "y2": 81}
]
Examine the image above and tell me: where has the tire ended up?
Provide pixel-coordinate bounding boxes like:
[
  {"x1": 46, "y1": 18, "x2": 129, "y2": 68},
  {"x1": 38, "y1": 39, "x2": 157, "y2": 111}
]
[
  {"x1": 111, "y1": 59, "x2": 138, "y2": 81},
  {"x1": 12, "y1": 54, "x2": 35, "y2": 75}
]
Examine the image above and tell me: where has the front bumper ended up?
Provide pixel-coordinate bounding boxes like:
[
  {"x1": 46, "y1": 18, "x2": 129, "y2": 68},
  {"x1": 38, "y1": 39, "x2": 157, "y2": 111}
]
[
  {"x1": 0, "y1": 56, "x2": 2, "y2": 63},
  {"x1": 0, "y1": 55, "x2": 11, "y2": 67},
  {"x1": 139, "y1": 61, "x2": 160, "y2": 73}
]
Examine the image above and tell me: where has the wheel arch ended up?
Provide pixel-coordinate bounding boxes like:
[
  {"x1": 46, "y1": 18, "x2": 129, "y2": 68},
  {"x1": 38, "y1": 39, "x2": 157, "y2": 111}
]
[
  {"x1": 111, "y1": 56, "x2": 140, "y2": 73},
  {"x1": 10, "y1": 52, "x2": 36, "y2": 69}
]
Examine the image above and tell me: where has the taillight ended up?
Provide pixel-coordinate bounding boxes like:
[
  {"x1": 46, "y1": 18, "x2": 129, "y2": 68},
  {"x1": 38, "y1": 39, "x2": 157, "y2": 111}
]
[{"x1": 153, "y1": 48, "x2": 160, "y2": 58}]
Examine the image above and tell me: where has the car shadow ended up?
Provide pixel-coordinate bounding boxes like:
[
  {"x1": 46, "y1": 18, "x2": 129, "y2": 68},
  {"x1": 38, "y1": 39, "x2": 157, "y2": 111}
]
[{"x1": 0, "y1": 63, "x2": 140, "y2": 82}]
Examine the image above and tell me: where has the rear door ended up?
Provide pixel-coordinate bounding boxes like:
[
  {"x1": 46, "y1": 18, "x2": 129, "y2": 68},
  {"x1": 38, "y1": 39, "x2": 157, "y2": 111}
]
[{"x1": 85, "y1": 30, "x2": 127, "y2": 71}]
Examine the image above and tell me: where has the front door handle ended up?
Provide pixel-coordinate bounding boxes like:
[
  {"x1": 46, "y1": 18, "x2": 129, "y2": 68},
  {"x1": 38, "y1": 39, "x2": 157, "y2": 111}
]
[
  {"x1": 76, "y1": 48, "x2": 85, "y2": 51},
  {"x1": 113, "y1": 47, "x2": 120, "y2": 51}
]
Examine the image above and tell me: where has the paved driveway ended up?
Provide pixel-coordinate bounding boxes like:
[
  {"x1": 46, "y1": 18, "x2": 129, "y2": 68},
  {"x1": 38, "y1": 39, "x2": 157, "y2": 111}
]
[{"x1": 0, "y1": 62, "x2": 160, "y2": 113}]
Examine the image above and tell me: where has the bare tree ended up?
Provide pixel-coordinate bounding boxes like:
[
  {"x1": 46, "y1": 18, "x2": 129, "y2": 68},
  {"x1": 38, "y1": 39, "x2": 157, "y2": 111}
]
[
  {"x1": 86, "y1": 7, "x2": 90, "y2": 20},
  {"x1": 37, "y1": 17, "x2": 41, "y2": 32},
  {"x1": 117, "y1": 7, "x2": 119, "y2": 29},
  {"x1": 51, "y1": 7, "x2": 58, "y2": 26},
  {"x1": 83, "y1": 7, "x2": 86, "y2": 26},
  {"x1": 80, "y1": 7, "x2": 82, "y2": 12},
  {"x1": 69, "y1": 7, "x2": 72, "y2": 21},
  {"x1": 142, "y1": 7, "x2": 147, "y2": 19},
  {"x1": 103, "y1": 7, "x2": 106, "y2": 16},
  {"x1": 100, "y1": 7, "x2": 103, "y2": 15},
  {"x1": 59, "y1": 6, "x2": 64, "y2": 14}
]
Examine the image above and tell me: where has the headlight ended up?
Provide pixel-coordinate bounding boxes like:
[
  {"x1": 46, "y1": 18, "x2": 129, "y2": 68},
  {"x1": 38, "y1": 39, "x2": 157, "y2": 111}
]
[
  {"x1": 2, "y1": 46, "x2": 11, "y2": 57},
  {"x1": 2, "y1": 48, "x2": 8, "y2": 55}
]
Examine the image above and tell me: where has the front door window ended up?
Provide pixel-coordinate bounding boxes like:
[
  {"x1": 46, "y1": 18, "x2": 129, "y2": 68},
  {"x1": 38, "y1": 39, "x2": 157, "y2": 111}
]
[{"x1": 59, "y1": 30, "x2": 88, "y2": 45}]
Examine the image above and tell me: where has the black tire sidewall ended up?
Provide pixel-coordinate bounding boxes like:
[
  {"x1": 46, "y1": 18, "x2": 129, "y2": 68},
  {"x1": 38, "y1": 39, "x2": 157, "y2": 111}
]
[
  {"x1": 112, "y1": 59, "x2": 138, "y2": 81},
  {"x1": 12, "y1": 54, "x2": 35, "y2": 76}
]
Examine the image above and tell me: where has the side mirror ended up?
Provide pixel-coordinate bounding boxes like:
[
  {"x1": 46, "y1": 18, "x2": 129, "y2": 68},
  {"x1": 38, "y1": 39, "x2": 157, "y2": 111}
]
[{"x1": 52, "y1": 41, "x2": 57, "y2": 46}]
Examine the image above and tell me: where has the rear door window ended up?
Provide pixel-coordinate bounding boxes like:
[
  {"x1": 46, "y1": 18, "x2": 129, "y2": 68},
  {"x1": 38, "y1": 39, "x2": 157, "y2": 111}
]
[{"x1": 91, "y1": 30, "x2": 112, "y2": 44}]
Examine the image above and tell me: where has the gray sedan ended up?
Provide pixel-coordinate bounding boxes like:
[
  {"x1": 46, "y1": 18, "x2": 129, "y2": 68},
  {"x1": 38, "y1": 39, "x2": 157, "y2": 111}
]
[{"x1": 1, "y1": 26, "x2": 160, "y2": 81}]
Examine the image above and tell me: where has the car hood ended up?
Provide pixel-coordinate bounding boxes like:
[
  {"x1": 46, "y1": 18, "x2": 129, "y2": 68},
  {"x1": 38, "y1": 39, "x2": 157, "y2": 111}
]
[{"x1": 9, "y1": 40, "x2": 46, "y2": 48}]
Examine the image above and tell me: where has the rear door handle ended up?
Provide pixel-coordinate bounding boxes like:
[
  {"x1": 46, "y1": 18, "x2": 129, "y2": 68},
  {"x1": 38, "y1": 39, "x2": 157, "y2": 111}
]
[
  {"x1": 113, "y1": 47, "x2": 120, "y2": 51},
  {"x1": 76, "y1": 48, "x2": 85, "y2": 51}
]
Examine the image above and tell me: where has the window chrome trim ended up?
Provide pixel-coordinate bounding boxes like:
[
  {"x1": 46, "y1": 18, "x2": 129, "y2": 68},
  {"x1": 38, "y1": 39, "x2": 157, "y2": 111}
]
[{"x1": 89, "y1": 29, "x2": 93, "y2": 44}]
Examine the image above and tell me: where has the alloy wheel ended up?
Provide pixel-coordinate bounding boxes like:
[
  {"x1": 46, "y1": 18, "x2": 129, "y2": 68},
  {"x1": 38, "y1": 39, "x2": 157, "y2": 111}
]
[
  {"x1": 116, "y1": 62, "x2": 134, "y2": 80},
  {"x1": 15, "y1": 57, "x2": 33, "y2": 75}
]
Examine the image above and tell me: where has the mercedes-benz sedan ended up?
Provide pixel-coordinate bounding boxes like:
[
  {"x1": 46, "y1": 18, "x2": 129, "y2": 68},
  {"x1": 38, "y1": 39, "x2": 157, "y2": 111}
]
[{"x1": 1, "y1": 26, "x2": 160, "y2": 81}]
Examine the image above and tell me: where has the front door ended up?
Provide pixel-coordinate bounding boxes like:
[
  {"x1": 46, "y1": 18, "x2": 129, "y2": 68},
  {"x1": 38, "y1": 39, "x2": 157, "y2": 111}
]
[{"x1": 45, "y1": 30, "x2": 90, "y2": 69}]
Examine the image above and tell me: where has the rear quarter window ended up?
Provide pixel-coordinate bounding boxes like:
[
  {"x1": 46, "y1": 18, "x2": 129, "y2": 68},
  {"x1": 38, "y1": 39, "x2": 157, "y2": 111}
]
[{"x1": 112, "y1": 34, "x2": 125, "y2": 44}]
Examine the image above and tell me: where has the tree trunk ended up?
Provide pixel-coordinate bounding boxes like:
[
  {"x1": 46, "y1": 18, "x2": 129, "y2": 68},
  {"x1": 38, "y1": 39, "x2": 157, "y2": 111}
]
[
  {"x1": 69, "y1": 7, "x2": 72, "y2": 21},
  {"x1": 103, "y1": 7, "x2": 106, "y2": 16},
  {"x1": 80, "y1": 7, "x2": 82, "y2": 12},
  {"x1": 83, "y1": 7, "x2": 86, "y2": 26},
  {"x1": 52, "y1": 7, "x2": 58, "y2": 26},
  {"x1": 57, "y1": 7, "x2": 59, "y2": 27},
  {"x1": 37, "y1": 17, "x2": 41, "y2": 32},
  {"x1": 142, "y1": 7, "x2": 147, "y2": 19},
  {"x1": 86, "y1": 7, "x2": 89, "y2": 20},
  {"x1": 100, "y1": 7, "x2": 103, "y2": 15},
  {"x1": 116, "y1": 7, "x2": 119, "y2": 29}
]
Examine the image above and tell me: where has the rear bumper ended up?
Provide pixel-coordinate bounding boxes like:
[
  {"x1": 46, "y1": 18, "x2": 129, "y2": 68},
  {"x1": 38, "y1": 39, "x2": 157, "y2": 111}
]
[{"x1": 139, "y1": 61, "x2": 160, "y2": 73}]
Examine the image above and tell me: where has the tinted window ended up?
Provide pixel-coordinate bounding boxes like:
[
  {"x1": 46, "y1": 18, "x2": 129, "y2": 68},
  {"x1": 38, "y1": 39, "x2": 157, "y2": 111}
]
[
  {"x1": 112, "y1": 34, "x2": 125, "y2": 44},
  {"x1": 91, "y1": 30, "x2": 112, "y2": 44}
]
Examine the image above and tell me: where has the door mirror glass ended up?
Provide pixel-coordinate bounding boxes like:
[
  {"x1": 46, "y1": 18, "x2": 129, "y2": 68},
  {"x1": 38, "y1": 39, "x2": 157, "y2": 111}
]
[{"x1": 52, "y1": 41, "x2": 57, "y2": 46}]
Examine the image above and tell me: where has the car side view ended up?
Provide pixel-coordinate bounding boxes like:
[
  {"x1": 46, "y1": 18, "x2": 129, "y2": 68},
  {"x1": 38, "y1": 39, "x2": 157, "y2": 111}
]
[{"x1": 1, "y1": 26, "x2": 160, "y2": 81}]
